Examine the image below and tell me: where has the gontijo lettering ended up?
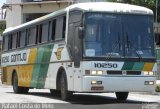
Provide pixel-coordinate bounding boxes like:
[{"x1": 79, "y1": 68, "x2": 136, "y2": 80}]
[{"x1": 11, "y1": 53, "x2": 27, "y2": 62}]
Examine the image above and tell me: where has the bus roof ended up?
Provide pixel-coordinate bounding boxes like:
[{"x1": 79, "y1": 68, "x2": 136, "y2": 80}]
[
  {"x1": 3, "y1": 2, "x2": 153, "y2": 35},
  {"x1": 68, "y1": 2, "x2": 153, "y2": 14}
]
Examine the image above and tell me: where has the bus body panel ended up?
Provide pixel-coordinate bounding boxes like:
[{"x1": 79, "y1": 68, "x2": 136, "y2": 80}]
[
  {"x1": 1, "y1": 43, "x2": 74, "y2": 89},
  {"x1": 82, "y1": 76, "x2": 156, "y2": 92}
]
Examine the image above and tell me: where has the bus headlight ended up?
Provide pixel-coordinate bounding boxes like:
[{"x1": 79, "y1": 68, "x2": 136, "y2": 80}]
[
  {"x1": 85, "y1": 70, "x2": 104, "y2": 75},
  {"x1": 91, "y1": 70, "x2": 103, "y2": 75},
  {"x1": 97, "y1": 71, "x2": 103, "y2": 75},
  {"x1": 143, "y1": 71, "x2": 154, "y2": 76},
  {"x1": 91, "y1": 71, "x2": 97, "y2": 75},
  {"x1": 144, "y1": 71, "x2": 149, "y2": 75},
  {"x1": 149, "y1": 72, "x2": 154, "y2": 76}
]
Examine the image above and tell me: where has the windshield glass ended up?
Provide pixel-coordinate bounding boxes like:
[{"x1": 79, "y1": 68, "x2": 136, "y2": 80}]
[
  {"x1": 83, "y1": 13, "x2": 155, "y2": 58},
  {"x1": 123, "y1": 14, "x2": 155, "y2": 58}
]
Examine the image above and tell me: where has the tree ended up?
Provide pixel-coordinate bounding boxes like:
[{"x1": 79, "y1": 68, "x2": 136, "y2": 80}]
[
  {"x1": 0, "y1": 20, "x2": 6, "y2": 35},
  {"x1": 107, "y1": 0, "x2": 160, "y2": 22}
]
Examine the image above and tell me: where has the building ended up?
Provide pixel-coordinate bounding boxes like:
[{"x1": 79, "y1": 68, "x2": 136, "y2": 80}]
[
  {"x1": 2, "y1": 0, "x2": 105, "y2": 28},
  {"x1": 2, "y1": 0, "x2": 72, "y2": 28}
]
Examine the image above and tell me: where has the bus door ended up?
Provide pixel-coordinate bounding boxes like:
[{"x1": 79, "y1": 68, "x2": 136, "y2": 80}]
[{"x1": 68, "y1": 22, "x2": 82, "y2": 91}]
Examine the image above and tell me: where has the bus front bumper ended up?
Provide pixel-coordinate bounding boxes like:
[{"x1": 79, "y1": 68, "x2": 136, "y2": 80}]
[{"x1": 82, "y1": 76, "x2": 156, "y2": 92}]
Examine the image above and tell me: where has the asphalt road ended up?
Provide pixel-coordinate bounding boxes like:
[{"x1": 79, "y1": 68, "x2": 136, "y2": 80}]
[{"x1": 0, "y1": 82, "x2": 160, "y2": 109}]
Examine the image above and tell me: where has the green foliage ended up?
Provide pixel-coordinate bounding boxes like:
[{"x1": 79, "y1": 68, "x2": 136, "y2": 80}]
[
  {"x1": 156, "y1": 85, "x2": 160, "y2": 92},
  {"x1": 0, "y1": 20, "x2": 6, "y2": 35}
]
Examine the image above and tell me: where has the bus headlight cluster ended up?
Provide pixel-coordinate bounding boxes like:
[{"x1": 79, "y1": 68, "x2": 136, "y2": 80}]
[
  {"x1": 91, "y1": 80, "x2": 102, "y2": 85},
  {"x1": 145, "y1": 81, "x2": 154, "y2": 85},
  {"x1": 85, "y1": 70, "x2": 103, "y2": 75},
  {"x1": 91, "y1": 70, "x2": 103, "y2": 75},
  {"x1": 143, "y1": 71, "x2": 154, "y2": 76}
]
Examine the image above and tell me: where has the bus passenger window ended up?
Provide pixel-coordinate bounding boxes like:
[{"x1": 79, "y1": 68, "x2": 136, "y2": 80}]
[
  {"x1": 16, "y1": 32, "x2": 20, "y2": 48},
  {"x1": 42, "y1": 22, "x2": 49, "y2": 43},
  {"x1": 39, "y1": 25, "x2": 42, "y2": 43},
  {"x1": 8, "y1": 34, "x2": 13, "y2": 50},
  {"x1": 28, "y1": 27, "x2": 36, "y2": 45},
  {"x1": 12, "y1": 33, "x2": 17, "y2": 49},
  {"x1": 62, "y1": 16, "x2": 66, "y2": 39},
  {"x1": 3, "y1": 36, "x2": 8, "y2": 51},
  {"x1": 55, "y1": 15, "x2": 66, "y2": 40},
  {"x1": 51, "y1": 19, "x2": 56, "y2": 41},
  {"x1": 20, "y1": 31, "x2": 26, "y2": 47}
]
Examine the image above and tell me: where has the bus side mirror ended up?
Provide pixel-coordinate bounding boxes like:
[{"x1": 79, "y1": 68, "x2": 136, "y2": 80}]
[{"x1": 78, "y1": 27, "x2": 84, "y2": 39}]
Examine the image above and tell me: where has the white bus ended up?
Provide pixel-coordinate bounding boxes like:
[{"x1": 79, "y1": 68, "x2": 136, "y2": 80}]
[{"x1": 1, "y1": 2, "x2": 157, "y2": 101}]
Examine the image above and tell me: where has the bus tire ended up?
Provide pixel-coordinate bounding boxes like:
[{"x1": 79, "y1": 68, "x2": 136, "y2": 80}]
[
  {"x1": 115, "y1": 92, "x2": 129, "y2": 101},
  {"x1": 22, "y1": 87, "x2": 29, "y2": 94},
  {"x1": 60, "y1": 71, "x2": 72, "y2": 101},
  {"x1": 12, "y1": 73, "x2": 29, "y2": 94},
  {"x1": 50, "y1": 89, "x2": 60, "y2": 96}
]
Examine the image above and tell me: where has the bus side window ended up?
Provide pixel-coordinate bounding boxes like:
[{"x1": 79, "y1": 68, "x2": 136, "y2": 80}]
[
  {"x1": 20, "y1": 30, "x2": 26, "y2": 47},
  {"x1": 55, "y1": 15, "x2": 66, "y2": 40},
  {"x1": 16, "y1": 32, "x2": 20, "y2": 48},
  {"x1": 28, "y1": 27, "x2": 36, "y2": 45},
  {"x1": 41, "y1": 22, "x2": 49, "y2": 43},
  {"x1": 38, "y1": 24, "x2": 42, "y2": 43},
  {"x1": 12, "y1": 33, "x2": 17, "y2": 49},
  {"x1": 62, "y1": 16, "x2": 66, "y2": 39},
  {"x1": 50, "y1": 19, "x2": 56, "y2": 41},
  {"x1": 26, "y1": 29, "x2": 30, "y2": 45},
  {"x1": 36, "y1": 25, "x2": 39, "y2": 44},
  {"x1": 8, "y1": 34, "x2": 13, "y2": 50},
  {"x1": 2, "y1": 36, "x2": 5, "y2": 51},
  {"x1": 3, "y1": 36, "x2": 8, "y2": 51}
]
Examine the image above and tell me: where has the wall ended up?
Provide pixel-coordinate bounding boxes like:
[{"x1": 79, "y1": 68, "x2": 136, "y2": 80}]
[
  {"x1": 5, "y1": 0, "x2": 70, "y2": 28},
  {"x1": 6, "y1": 5, "x2": 22, "y2": 27}
]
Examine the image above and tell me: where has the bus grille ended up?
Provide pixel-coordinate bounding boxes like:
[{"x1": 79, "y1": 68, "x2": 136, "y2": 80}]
[
  {"x1": 127, "y1": 71, "x2": 141, "y2": 75},
  {"x1": 107, "y1": 71, "x2": 141, "y2": 75}
]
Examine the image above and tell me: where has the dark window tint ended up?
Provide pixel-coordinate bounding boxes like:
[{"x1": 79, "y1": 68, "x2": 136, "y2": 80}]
[
  {"x1": 36, "y1": 25, "x2": 39, "y2": 44},
  {"x1": 49, "y1": 20, "x2": 56, "y2": 41},
  {"x1": 38, "y1": 25, "x2": 42, "y2": 43},
  {"x1": 62, "y1": 16, "x2": 66, "y2": 38},
  {"x1": 51, "y1": 20, "x2": 56, "y2": 40},
  {"x1": 16, "y1": 32, "x2": 20, "y2": 48},
  {"x1": 8, "y1": 34, "x2": 12, "y2": 50}
]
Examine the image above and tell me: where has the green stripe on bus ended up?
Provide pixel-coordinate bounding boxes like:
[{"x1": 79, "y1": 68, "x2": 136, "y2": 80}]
[
  {"x1": 122, "y1": 62, "x2": 134, "y2": 70},
  {"x1": 30, "y1": 44, "x2": 53, "y2": 88},
  {"x1": 132, "y1": 62, "x2": 144, "y2": 70},
  {"x1": 30, "y1": 46, "x2": 44, "y2": 87},
  {"x1": 37, "y1": 44, "x2": 53, "y2": 88}
]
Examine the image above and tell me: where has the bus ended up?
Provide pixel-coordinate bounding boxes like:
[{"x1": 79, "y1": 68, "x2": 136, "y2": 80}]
[{"x1": 1, "y1": 2, "x2": 157, "y2": 101}]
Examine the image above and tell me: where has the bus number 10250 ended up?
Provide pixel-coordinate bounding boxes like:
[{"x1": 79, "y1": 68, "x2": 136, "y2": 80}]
[{"x1": 94, "y1": 63, "x2": 118, "y2": 68}]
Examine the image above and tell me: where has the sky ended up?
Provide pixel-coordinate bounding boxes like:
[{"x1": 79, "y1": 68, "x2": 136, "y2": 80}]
[{"x1": 0, "y1": 0, "x2": 6, "y2": 7}]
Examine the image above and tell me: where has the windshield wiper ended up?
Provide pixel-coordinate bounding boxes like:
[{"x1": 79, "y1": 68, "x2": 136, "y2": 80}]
[
  {"x1": 126, "y1": 33, "x2": 142, "y2": 61},
  {"x1": 136, "y1": 50, "x2": 142, "y2": 61}
]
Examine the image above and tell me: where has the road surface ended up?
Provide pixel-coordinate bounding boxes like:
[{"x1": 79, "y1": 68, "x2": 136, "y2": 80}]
[{"x1": 0, "y1": 82, "x2": 160, "y2": 109}]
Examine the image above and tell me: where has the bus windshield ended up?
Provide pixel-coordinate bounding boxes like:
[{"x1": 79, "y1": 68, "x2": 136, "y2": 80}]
[{"x1": 83, "y1": 13, "x2": 155, "y2": 58}]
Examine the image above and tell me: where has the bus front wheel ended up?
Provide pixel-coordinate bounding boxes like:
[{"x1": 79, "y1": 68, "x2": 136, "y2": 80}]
[
  {"x1": 50, "y1": 89, "x2": 60, "y2": 96},
  {"x1": 60, "y1": 71, "x2": 73, "y2": 101},
  {"x1": 12, "y1": 73, "x2": 29, "y2": 94},
  {"x1": 115, "y1": 92, "x2": 129, "y2": 101}
]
